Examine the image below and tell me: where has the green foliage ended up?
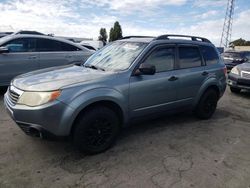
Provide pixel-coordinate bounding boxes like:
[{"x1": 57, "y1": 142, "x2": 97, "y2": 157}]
[
  {"x1": 230, "y1": 38, "x2": 250, "y2": 46},
  {"x1": 109, "y1": 21, "x2": 123, "y2": 42},
  {"x1": 98, "y1": 28, "x2": 107, "y2": 45}
]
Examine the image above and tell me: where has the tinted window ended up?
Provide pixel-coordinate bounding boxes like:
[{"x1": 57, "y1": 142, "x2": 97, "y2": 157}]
[
  {"x1": 179, "y1": 47, "x2": 202, "y2": 68},
  {"x1": 244, "y1": 52, "x2": 250, "y2": 59},
  {"x1": 36, "y1": 39, "x2": 80, "y2": 52},
  {"x1": 37, "y1": 38, "x2": 61, "y2": 52},
  {"x1": 61, "y1": 42, "x2": 80, "y2": 51},
  {"x1": 201, "y1": 46, "x2": 219, "y2": 65},
  {"x1": 3, "y1": 38, "x2": 36, "y2": 52},
  {"x1": 144, "y1": 47, "x2": 175, "y2": 72}
]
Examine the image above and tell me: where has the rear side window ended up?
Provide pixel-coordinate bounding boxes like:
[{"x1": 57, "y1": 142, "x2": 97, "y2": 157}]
[
  {"x1": 179, "y1": 46, "x2": 202, "y2": 69},
  {"x1": 144, "y1": 47, "x2": 175, "y2": 72},
  {"x1": 201, "y1": 46, "x2": 219, "y2": 65},
  {"x1": 37, "y1": 38, "x2": 61, "y2": 52},
  {"x1": 37, "y1": 38, "x2": 80, "y2": 52},
  {"x1": 3, "y1": 38, "x2": 36, "y2": 52},
  {"x1": 61, "y1": 42, "x2": 80, "y2": 51}
]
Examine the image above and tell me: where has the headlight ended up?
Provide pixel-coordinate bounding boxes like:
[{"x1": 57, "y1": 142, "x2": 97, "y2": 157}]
[
  {"x1": 17, "y1": 90, "x2": 61, "y2": 107},
  {"x1": 231, "y1": 67, "x2": 240, "y2": 75}
]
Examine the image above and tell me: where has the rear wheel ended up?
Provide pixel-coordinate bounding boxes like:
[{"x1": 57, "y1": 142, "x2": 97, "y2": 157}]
[
  {"x1": 230, "y1": 87, "x2": 241, "y2": 93},
  {"x1": 195, "y1": 89, "x2": 218, "y2": 120},
  {"x1": 73, "y1": 106, "x2": 120, "y2": 154}
]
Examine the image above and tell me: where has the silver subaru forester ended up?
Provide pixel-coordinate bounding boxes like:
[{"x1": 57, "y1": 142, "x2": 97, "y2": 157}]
[{"x1": 4, "y1": 35, "x2": 227, "y2": 154}]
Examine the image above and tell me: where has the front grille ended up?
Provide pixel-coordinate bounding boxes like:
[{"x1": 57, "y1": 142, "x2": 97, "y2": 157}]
[
  {"x1": 8, "y1": 88, "x2": 20, "y2": 105},
  {"x1": 242, "y1": 71, "x2": 250, "y2": 79}
]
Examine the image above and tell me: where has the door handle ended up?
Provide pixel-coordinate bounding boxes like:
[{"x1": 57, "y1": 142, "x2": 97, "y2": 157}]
[
  {"x1": 202, "y1": 71, "x2": 209, "y2": 76},
  {"x1": 65, "y1": 55, "x2": 73, "y2": 58},
  {"x1": 168, "y1": 76, "x2": 178, "y2": 81}
]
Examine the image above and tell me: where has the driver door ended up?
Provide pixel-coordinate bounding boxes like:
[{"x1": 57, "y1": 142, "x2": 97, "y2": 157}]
[{"x1": 129, "y1": 45, "x2": 179, "y2": 118}]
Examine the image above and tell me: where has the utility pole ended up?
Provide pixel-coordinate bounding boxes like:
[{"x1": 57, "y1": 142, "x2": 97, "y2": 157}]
[{"x1": 220, "y1": 0, "x2": 235, "y2": 48}]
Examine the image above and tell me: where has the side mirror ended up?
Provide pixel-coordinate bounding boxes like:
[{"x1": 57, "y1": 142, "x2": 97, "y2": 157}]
[
  {"x1": 0, "y1": 47, "x2": 9, "y2": 54},
  {"x1": 244, "y1": 57, "x2": 249, "y2": 62},
  {"x1": 135, "y1": 63, "x2": 156, "y2": 75}
]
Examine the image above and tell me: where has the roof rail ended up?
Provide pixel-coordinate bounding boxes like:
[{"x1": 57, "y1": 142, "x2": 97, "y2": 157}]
[
  {"x1": 155, "y1": 34, "x2": 211, "y2": 43},
  {"x1": 121, "y1": 36, "x2": 155, "y2": 39}
]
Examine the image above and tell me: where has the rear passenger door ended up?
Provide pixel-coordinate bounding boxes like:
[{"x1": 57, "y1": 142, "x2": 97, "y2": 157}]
[
  {"x1": 175, "y1": 45, "x2": 207, "y2": 105},
  {"x1": 37, "y1": 38, "x2": 75, "y2": 69}
]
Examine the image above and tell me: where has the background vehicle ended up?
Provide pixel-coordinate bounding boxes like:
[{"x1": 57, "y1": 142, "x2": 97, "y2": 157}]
[
  {"x1": 222, "y1": 50, "x2": 250, "y2": 71},
  {"x1": 4, "y1": 35, "x2": 227, "y2": 154},
  {"x1": 0, "y1": 32, "x2": 13, "y2": 38},
  {"x1": 0, "y1": 34, "x2": 94, "y2": 86},
  {"x1": 228, "y1": 62, "x2": 250, "y2": 93}
]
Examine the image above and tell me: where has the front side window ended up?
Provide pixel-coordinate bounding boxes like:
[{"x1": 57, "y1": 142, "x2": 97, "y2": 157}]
[
  {"x1": 84, "y1": 41, "x2": 147, "y2": 71},
  {"x1": 201, "y1": 46, "x2": 219, "y2": 65},
  {"x1": 179, "y1": 46, "x2": 202, "y2": 69},
  {"x1": 3, "y1": 38, "x2": 36, "y2": 53},
  {"x1": 143, "y1": 47, "x2": 175, "y2": 72}
]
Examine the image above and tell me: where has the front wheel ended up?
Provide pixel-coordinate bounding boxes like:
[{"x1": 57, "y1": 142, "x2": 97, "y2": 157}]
[
  {"x1": 73, "y1": 106, "x2": 120, "y2": 154},
  {"x1": 195, "y1": 89, "x2": 218, "y2": 120}
]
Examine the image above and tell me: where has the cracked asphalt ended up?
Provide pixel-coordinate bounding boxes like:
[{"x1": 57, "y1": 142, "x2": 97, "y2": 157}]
[{"x1": 0, "y1": 87, "x2": 250, "y2": 188}]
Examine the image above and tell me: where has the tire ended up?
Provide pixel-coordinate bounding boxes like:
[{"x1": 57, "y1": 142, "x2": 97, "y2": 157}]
[
  {"x1": 73, "y1": 106, "x2": 120, "y2": 154},
  {"x1": 230, "y1": 87, "x2": 241, "y2": 93},
  {"x1": 195, "y1": 89, "x2": 219, "y2": 120}
]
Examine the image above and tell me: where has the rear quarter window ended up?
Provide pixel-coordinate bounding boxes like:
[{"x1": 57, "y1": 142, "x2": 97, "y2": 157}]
[{"x1": 201, "y1": 46, "x2": 219, "y2": 65}]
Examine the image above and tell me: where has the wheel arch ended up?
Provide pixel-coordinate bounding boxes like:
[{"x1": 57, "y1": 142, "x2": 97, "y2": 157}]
[{"x1": 70, "y1": 100, "x2": 125, "y2": 136}]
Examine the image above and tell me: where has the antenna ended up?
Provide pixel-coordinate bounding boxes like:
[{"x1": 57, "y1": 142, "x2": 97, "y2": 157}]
[{"x1": 220, "y1": 0, "x2": 235, "y2": 48}]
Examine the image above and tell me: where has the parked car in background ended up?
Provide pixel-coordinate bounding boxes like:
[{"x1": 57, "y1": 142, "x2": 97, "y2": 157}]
[
  {"x1": 228, "y1": 61, "x2": 250, "y2": 93},
  {"x1": 0, "y1": 32, "x2": 13, "y2": 38},
  {"x1": 4, "y1": 35, "x2": 226, "y2": 154},
  {"x1": 80, "y1": 40, "x2": 104, "y2": 50},
  {"x1": 80, "y1": 44, "x2": 97, "y2": 51},
  {"x1": 222, "y1": 50, "x2": 250, "y2": 71},
  {"x1": 12, "y1": 30, "x2": 45, "y2": 35},
  {"x1": 0, "y1": 34, "x2": 94, "y2": 86}
]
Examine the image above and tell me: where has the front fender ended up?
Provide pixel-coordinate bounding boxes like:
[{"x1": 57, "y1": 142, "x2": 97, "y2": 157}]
[{"x1": 60, "y1": 88, "x2": 128, "y2": 134}]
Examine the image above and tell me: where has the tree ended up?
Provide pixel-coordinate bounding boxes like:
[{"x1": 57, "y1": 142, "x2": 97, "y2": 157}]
[
  {"x1": 98, "y1": 28, "x2": 107, "y2": 45},
  {"x1": 230, "y1": 38, "x2": 250, "y2": 46},
  {"x1": 109, "y1": 27, "x2": 114, "y2": 42},
  {"x1": 109, "y1": 21, "x2": 123, "y2": 42}
]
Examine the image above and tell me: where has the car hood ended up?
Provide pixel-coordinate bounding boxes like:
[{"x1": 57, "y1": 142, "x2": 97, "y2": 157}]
[
  {"x1": 237, "y1": 63, "x2": 250, "y2": 72},
  {"x1": 12, "y1": 65, "x2": 115, "y2": 91}
]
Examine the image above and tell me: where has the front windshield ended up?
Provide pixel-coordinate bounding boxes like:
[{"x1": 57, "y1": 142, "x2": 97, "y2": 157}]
[{"x1": 84, "y1": 41, "x2": 147, "y2": 71}]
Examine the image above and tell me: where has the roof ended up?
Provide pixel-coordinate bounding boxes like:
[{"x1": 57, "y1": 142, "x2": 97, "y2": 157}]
[
  {"x1": 119, "y1": 34, "x2": 213, "y2": 45},
  {"x1": 0, "y1": 34, "x2": 91, "y2": 52}
]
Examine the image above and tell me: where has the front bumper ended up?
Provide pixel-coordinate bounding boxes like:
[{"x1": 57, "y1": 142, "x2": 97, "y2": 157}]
[
  {"x1": 4, "y1": 90, "x2": 75, "y2": 137},
  {"x1": 227, "y1": 73, "x2": 250, "y2": 90}
]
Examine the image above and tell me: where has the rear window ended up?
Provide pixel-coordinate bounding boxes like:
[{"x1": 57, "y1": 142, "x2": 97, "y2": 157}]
[{"x1": 201, "y1": 46, "x2": 219, "y2": 65}]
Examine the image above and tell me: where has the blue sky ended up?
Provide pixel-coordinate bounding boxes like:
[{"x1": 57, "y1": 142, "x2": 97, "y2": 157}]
[{"x1": 0, "y1": 0, "x2": 249, "y2": 45}]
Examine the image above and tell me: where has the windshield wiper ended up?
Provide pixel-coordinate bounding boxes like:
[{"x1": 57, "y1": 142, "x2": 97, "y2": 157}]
[{"x1": 84, "y1": 65, "x2": 105, "y2": 71}]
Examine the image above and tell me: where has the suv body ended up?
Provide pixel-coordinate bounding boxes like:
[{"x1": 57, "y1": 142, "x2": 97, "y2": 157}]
[
  {"x1": 222, "y1": 50, "x2": 250, "y2": 71},
  {"x1": 0, "y1": 34, "x2": 93, "y2": 86},
  {"x1": 4, "y1": 35, "x2": 227, "y2": 154}
]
